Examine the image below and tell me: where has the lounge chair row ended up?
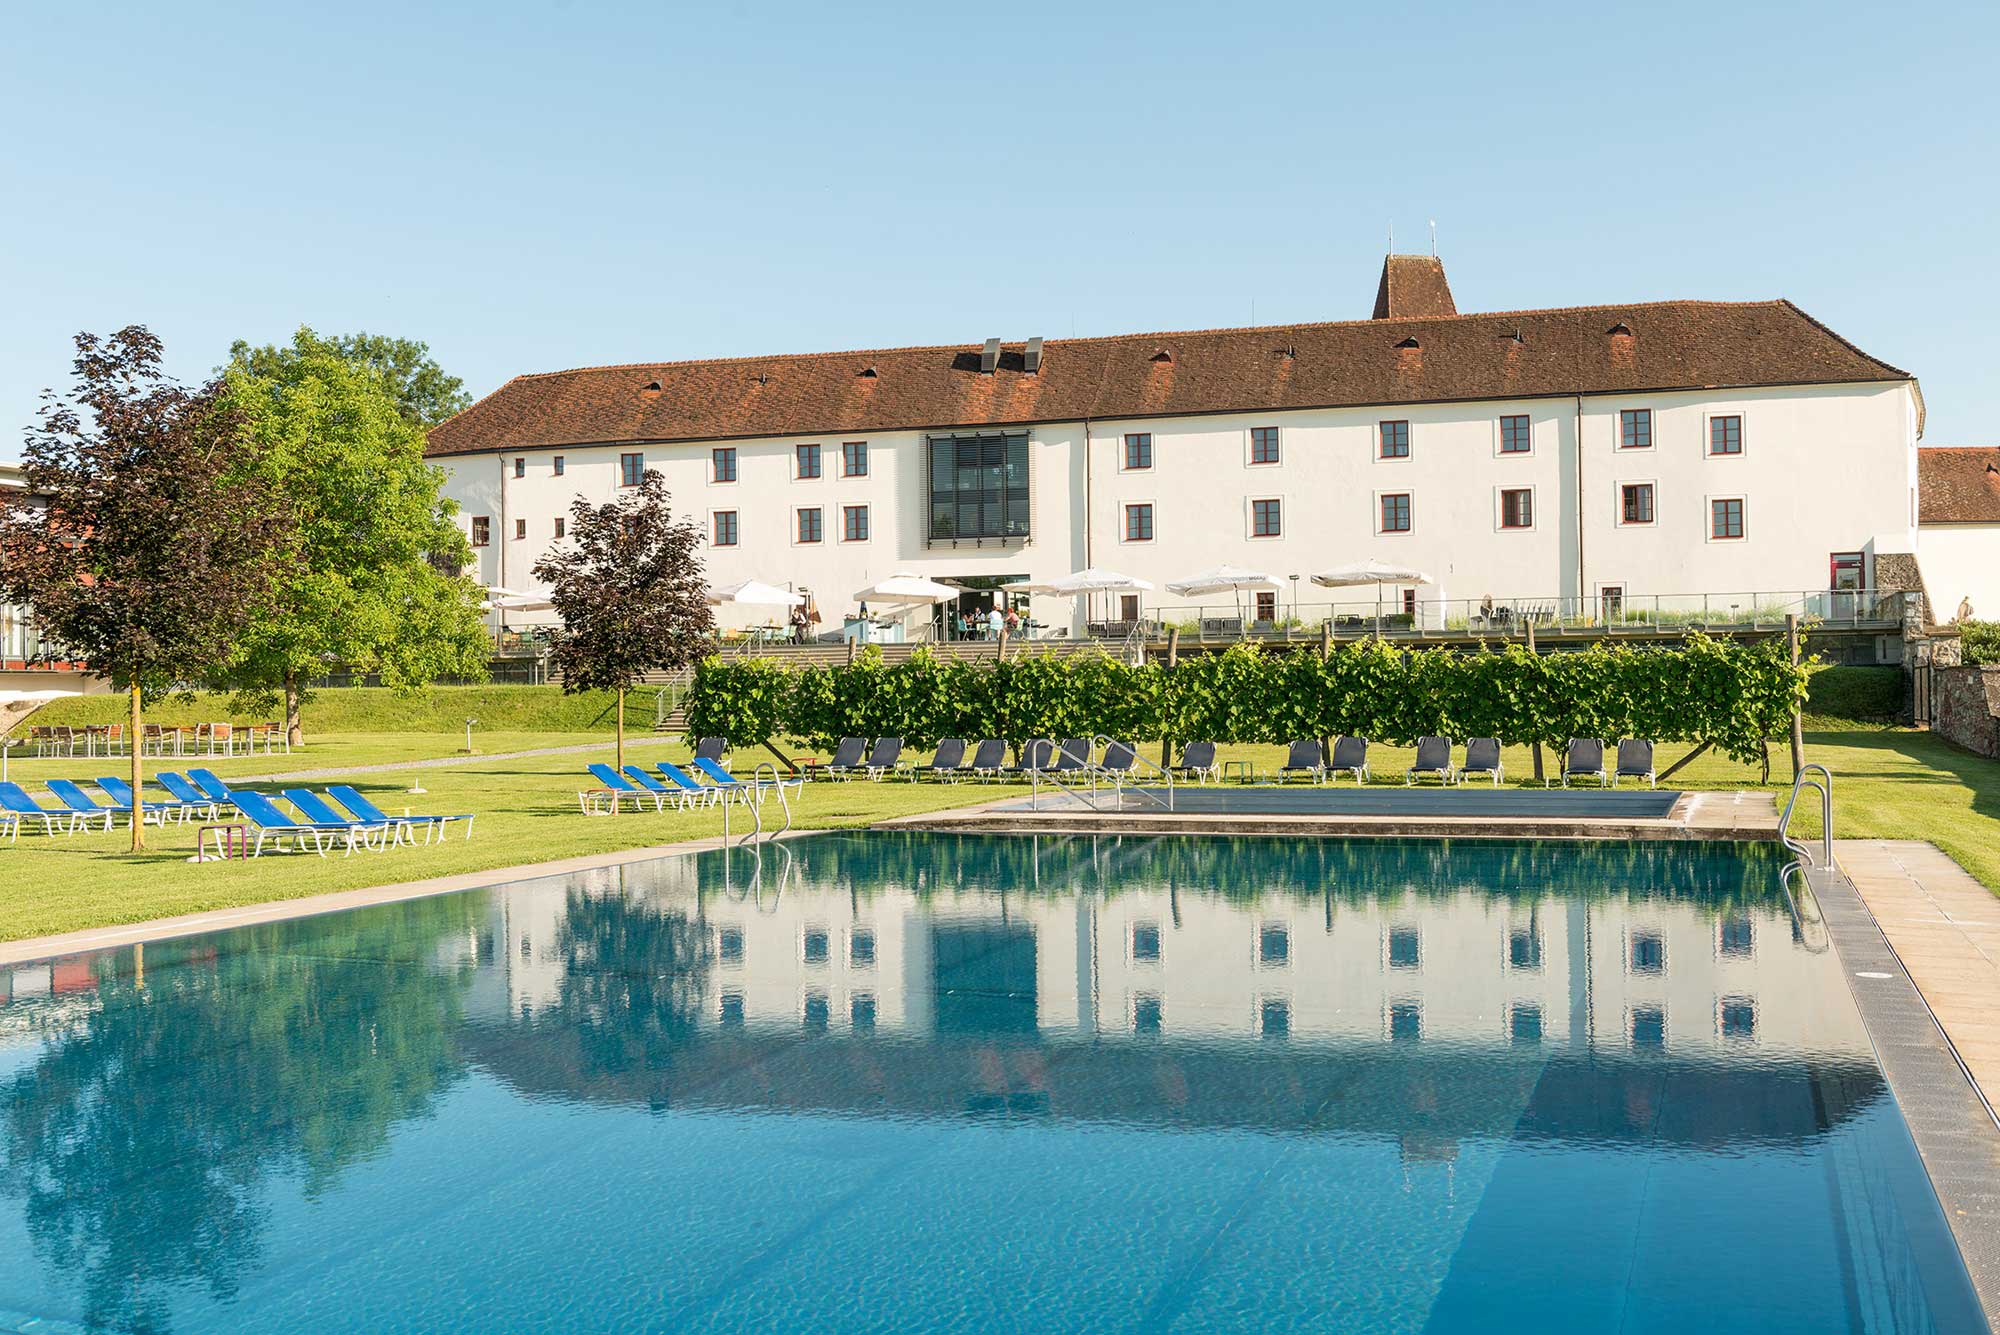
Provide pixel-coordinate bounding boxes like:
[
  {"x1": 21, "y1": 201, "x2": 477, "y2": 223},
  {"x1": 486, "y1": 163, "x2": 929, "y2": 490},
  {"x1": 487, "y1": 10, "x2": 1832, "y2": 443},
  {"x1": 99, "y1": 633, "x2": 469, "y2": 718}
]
[
  {"x1": 0, "y1": 768, "x2": 473, "y2": 853},
  {"x1": 1240, "y1": 736, "x2": 1658, "y2": 787},
  {"x1": 581, "y1": 757, "x2": 802, "y2": 815}
]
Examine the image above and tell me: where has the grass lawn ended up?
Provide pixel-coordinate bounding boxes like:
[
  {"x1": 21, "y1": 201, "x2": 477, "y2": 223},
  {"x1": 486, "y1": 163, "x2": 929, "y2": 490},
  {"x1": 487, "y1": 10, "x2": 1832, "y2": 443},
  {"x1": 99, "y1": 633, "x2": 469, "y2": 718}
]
[{"x1": 0, "y1": 720, "x2": 1994, "y2": 945}]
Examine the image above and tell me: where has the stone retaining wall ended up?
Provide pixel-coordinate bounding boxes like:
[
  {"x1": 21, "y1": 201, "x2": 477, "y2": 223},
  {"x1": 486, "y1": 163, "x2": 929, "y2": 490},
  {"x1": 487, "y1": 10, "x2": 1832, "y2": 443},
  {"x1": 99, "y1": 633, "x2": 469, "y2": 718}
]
[{"x1": 1933, "y1": 664, "x2": 2000, "y2": 757}]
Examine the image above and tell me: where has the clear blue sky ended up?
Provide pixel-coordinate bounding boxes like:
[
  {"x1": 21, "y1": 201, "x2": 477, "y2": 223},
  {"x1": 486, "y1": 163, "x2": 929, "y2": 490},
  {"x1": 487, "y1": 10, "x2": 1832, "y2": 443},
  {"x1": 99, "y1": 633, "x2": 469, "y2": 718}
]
[{"x1": 4, "y1": 1, "x2": 1995, "y2": 449}]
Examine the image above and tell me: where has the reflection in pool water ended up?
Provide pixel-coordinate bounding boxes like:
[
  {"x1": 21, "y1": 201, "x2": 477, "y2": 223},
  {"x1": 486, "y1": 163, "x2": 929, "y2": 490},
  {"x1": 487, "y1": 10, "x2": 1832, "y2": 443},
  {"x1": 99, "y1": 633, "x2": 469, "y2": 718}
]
[{"x1": 0, "y1": 834, "x2": 1983, "y2": 1334}]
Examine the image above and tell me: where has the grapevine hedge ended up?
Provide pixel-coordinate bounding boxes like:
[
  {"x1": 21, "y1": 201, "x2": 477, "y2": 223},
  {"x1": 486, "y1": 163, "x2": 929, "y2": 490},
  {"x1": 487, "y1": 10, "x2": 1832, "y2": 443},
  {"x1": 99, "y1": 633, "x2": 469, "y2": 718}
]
[{"x1": 682, "y1": 635, "x2": 1810, "y2": 765}]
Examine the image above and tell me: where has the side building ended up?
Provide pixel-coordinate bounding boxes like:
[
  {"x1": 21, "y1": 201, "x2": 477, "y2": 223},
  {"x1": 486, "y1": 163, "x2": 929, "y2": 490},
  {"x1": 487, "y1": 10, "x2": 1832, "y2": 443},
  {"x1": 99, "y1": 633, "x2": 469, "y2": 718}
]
[
  {"x1": 426, "y1": 255, "x2": 1925, "y2": 635},
  {"x1": 1917, "y1": 447, "x2": 2000, "y2": 622}
]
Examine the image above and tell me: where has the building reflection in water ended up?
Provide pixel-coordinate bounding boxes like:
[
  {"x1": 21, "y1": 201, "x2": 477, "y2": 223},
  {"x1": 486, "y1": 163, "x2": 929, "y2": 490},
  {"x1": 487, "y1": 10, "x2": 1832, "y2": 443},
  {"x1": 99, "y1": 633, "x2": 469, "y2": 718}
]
[{"x1": 0, "y1": 833, "x2": 1979, "y2": 1335}]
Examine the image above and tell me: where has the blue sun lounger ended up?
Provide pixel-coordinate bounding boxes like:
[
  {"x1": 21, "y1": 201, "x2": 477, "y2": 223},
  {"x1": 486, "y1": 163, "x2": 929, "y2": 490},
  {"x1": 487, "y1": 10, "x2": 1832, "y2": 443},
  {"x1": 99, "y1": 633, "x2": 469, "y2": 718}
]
[
  {"x1": 655, "y1": 761, "x2": 722, "y2": 806},
  {"x1": 0, "y1": 781, "x2": 107, "y2": 835},
  {"x1": 155, "y1": 772, "x2": 221, "y2": 820},
  {"x1": 693, "y1": 757, "x2": 802, "y2": 802},
  {"x1": 327, "y1": 785, "x2": 474, "y2": 846},
  {"x1": 44, "y1": 779, "x2": 131, "y2": 830},
  {"x1": 187, "y1": 768, "x2": 234, "y2": 802},
  {"x1": 581, "y1": 763, "x2": 663, "y2": 814},
  {"x1": 282, "y1": 790, "x2": 394, "y2": 850},
  {"x1": 228, "y1": 789, "x2": 376, "y2": 857},
  {"x1": 95, "y1": 775, "x2": 199, "y2": 824}
]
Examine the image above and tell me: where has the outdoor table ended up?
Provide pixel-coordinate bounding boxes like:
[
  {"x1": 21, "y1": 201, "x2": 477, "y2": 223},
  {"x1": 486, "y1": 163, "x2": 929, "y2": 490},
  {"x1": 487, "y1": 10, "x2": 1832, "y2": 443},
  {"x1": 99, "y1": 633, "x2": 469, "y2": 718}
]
[
  {"x1": 196, "y1": 823, "x2": 250, "y2": 862},
  {"x1": 1223, "y1": 760, "x2": 1257, "y2": 785}
]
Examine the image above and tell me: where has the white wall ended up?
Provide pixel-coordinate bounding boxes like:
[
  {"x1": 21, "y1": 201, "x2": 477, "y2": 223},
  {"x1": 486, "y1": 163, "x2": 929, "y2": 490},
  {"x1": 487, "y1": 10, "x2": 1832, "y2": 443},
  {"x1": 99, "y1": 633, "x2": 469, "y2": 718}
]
[
  {"x1": 1919, "y1": 524, "x2": 2000, "y2": 621},
  {"x1": 436, "y1": 378, "x2": 1917, "y2": 633}
]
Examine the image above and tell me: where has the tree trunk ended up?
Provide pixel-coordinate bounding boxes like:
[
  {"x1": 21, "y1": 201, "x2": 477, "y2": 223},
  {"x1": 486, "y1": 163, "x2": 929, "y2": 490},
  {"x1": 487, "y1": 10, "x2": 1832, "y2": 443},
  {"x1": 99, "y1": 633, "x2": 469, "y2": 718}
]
[
  {"x1": 129, "y1": 683, "x2": 144, "y2": 852},
  {"x1": 616, "y1": 687, "x2": 625, "y2": 772},
  {"x1": 285, "y1": 672, "x2": 303, "y2": 748}
]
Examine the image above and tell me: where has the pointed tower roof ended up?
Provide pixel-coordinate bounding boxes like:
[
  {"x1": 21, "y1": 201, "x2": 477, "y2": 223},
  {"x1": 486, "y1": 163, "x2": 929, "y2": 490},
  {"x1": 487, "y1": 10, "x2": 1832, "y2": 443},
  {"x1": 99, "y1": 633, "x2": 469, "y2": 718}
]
[{"x1": 1371, "y1": 254, "x2": 1458, "y2": 319}]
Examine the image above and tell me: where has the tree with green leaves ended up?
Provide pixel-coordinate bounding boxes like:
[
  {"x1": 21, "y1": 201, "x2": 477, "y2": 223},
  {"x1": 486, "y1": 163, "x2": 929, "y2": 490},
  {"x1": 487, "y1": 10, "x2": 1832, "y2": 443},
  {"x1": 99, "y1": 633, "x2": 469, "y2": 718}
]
[
  {"x1": 0, "y1": 327, "x2": 288, "y2": 850},
  {"x1": 533, "y1": 470, "x2": 713, "y2": 769},
  {"x1": 226, "y1": 330, "x2": 471, "y2": 427},
  {"x1": 219, "y1": 328, "x2": 490, "y2": 745}
]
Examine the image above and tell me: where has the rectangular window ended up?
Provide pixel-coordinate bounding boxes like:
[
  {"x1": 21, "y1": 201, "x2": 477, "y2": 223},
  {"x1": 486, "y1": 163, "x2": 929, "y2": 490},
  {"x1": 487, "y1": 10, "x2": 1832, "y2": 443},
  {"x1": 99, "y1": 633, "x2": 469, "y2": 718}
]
[
  {"x1": 842, "y1": 441, "x2": 868, "y2": 477},
  {"x1": 470, "y1": 516, "x2": 490, "y2": 547},
  {"x1": 1388, "y1": 926, "x2": 1422, "y2": 970},
  {"x1": 1124, "y1": 432, "x2": 1153, "y2": 470},
  {"x1": 712, "y1": 511, "x2": 738, "y2": 546},
  {"x1": 1259, "y1": 923, "x2": 1290, "y2": 966},
  {"x1": 1249, "y1": 426, "x2": 1280, "y2": 464},
  {"x1": 1379, "y1": 420, "x2": 1410, "y2": 458},
  {"x1": 1830, "y1": 551, "x2": 1865, "y2": 591},
  {"x1": 711, "y1": 447, "x2": 736, "y2": 483},
  {"x1": 513, "y1": 457, "x2": 525, "y2": 478},
  {"x1": 552, "y1": 455, "x2": 565, "y2": 476},
  {"x1": 795, "y1": 443, "x2": 822, "y2": 479},
  {"x1": 1711, "y1": 497, "x2": 1745, "y2": 540},
  {"x1": 1499, "y1": 414, "x2": 1532, "y2": 454},
  {"x1": 1510, "y1": 1003, "x2": 1543, "y2": 1045},
  {"x1": 620, "y1": 453, "x2": 644, "y2": 487},
  {"x1": 796, "y1": 507, "x2": 823, "y2": 544},
  {"x1": 1630, "y1": 930, "x2": 1666, "y2": 974},
  {"x1": 514, "y1": 518, "x2": 526, "y2": 540},
  {"x1": 1719, "y1": 915, "x2": 1754, "y2": 958},
  {"x1": 1402, "y1": 587, "x2": 1417, "y2": 617},
  {"x1": 1120, "y1": 593, "x2": 1140, "y2": 621},
  {"x1": 1380, "y1": 493, "x2": 1412, "y2": 532},
  {"x1": 1251, "y1": 497, "x2": 1282, "y2": 537},
  {"x1": 1600, "y1": 585, "x2": 1623, "y2": 620},
  {"x1": 1131, "y1": 922, "x2": 1161, "y2": 962},
  {"x1": 1621, "y1": 484, "x2": 1655, "y2": 525},
  {"x1": 1709, "y1": 415, "x2": 1743, "y2": 456},
  {"x1": 842, "y1": 504, "x2": 869, "y2": 542},
  {"x1": 1619, "y1": 409, "x2": 1652, "y2": 449},
  {"x1": 554, "y1": 517, "x2": 565, "y2": 539},
  {"x1": 927, "y1": 430, "x2": 1030, "y2": 541},
  {"x1": 1255, "y1": 591, "x2": 1277, "y2": 622},
  {"x1": 1500, "y1": 488, "x2": 1533, "y2": 529},
  {"x1": 1124, "y1": 503, "x2": 1154, "y2": 542}
]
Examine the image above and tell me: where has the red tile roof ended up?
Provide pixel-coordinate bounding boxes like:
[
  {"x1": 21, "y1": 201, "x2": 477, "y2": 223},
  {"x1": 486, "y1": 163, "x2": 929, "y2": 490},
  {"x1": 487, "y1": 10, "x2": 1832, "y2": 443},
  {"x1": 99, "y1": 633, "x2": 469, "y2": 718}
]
[
  {"x1": 1372, "y1": 255, "x2": 1457, "y2": 319},
  {"x1": 1919, "y1": 447, "x2": 2000, "y2": 523},
  {"x1": 427, "y1": 296, "x2": 1916, "y2": 458}
]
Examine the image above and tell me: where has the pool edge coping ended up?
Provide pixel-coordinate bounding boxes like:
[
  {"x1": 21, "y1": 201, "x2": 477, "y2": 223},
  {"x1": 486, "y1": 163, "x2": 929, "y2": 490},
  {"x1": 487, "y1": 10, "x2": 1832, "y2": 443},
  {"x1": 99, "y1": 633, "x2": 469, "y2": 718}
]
[{"x1": 1817, "y1": 856, "x2": 2000, "y2": 1332}]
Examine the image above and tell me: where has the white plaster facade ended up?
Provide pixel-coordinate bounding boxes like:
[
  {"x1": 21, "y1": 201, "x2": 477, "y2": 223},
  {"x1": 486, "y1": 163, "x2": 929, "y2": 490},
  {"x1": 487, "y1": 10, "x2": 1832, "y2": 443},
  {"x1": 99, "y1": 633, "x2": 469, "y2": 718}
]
[
  {"x1": 438, "y1": 378, "x2": 1920, "y2": 635},
  {"x1": 1918, "y1": 524, "x2": 2000, "y2": 622}
]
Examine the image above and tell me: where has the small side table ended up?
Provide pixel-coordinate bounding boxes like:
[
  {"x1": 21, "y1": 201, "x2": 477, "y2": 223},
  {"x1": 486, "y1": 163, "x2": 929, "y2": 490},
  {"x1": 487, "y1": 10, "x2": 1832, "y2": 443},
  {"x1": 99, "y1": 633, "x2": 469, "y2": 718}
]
[
  {"x1": 197, "y1": 823, "x2": 250, "y2": 862},
  {"x1": 1223, "y1": 760, "x2": 1257, "y2": 785}
]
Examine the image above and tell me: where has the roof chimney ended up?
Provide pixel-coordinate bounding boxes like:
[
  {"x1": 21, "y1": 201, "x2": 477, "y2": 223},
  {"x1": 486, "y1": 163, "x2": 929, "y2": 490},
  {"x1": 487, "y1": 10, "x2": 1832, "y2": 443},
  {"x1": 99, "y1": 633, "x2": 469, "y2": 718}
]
[
  {"x1": 980, "y1": 338, "x2": 1002, "y2": 374},
  {"x1": 1023, "y1": 336, "x2": 1045, "y2": 375}
]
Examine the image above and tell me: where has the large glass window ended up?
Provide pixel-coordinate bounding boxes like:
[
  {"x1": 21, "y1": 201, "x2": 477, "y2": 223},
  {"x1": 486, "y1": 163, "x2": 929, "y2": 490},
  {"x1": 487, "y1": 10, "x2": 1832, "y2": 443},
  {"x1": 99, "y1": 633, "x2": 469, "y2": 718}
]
[{"x1": 928, "y1": 431, "x2": 1030, "y2": 541}]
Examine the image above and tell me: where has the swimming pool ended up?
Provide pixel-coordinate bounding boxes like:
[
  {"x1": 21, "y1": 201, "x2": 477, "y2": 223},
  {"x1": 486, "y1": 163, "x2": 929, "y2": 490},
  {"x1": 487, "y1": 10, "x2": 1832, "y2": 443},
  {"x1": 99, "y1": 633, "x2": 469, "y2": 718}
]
[
  {"x1": 0, "y1": 833, "x2": 1984, "y2": 1334},
  {"x1": 1004, "y1": 785, "x2": 1687, "y2": 818}
]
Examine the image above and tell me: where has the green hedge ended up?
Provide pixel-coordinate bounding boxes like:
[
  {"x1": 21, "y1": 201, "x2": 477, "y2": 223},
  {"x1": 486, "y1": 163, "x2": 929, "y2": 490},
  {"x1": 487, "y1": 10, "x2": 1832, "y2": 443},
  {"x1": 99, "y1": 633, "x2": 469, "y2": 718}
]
[
  {"x1": 1803, "y1": 666, "x2": 1904, "y2": 722},
  {"x1": 683, "y1": 635, "x2": 1809, "y2": 764},
  {"x1": 1963, "y1": 620, "x2": 2000, "y2": 667}
]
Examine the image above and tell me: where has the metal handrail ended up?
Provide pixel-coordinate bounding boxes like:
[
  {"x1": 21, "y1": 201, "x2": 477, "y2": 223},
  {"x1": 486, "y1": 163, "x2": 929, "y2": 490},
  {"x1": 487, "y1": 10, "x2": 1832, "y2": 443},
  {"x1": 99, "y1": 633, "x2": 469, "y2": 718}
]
[
  {"x1": 1777, "y1": 762, "x2": 1833, "y2": 866},
  {"x1": 1776, "y1": 859, "x2": 1832, "y2": 953},
  {"x1": 754, "y1": 762, "x2": 794, "y2": 839},
  {"x1": 1090, "y1": 734, "x2": 1174, "y2": 811}
]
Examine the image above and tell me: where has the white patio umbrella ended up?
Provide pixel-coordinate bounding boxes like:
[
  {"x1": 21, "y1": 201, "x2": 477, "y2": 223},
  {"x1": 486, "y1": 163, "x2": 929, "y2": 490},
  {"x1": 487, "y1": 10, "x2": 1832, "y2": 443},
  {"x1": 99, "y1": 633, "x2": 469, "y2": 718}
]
[
  {"x1": 1031, "y1": 568, "x2": 1155, "y2": 634},
  {"x1": 489, "y1": 594, "x2": 555, "y2": 614},
  {"x1": 1164, "y1": 565, "x2": 1280, "y2": 622},
  {"x1": 853, "y1": 572, "x2": 960, "y2": 606},
  {"x1": 1310, "y1": 559, "x2": 1435, "y2": 634},
  {"x1": 707, "y1": 578, "x2": 804, "y2": 607}
]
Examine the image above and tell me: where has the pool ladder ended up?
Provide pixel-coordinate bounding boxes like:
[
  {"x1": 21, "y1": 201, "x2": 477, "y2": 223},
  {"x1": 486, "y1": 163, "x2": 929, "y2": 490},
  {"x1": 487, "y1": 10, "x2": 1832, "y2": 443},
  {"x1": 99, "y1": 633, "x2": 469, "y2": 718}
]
[
  {"x1": 721, "y1": 762, "x2": 795, "y2": 845},
  {"x1": 1776, "y1": 763, "x2": 1833, "y2": 954},
  {"x1": 1026, "y1": 736, "x2": 1175, "y2": 813}
]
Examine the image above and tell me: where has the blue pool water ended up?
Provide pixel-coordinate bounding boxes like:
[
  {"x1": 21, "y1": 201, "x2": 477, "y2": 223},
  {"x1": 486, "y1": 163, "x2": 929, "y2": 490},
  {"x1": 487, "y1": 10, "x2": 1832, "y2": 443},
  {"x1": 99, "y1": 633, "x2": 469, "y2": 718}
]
[{"x1": 0, "y1": 834, "x2": 1983, "y2": 1334}]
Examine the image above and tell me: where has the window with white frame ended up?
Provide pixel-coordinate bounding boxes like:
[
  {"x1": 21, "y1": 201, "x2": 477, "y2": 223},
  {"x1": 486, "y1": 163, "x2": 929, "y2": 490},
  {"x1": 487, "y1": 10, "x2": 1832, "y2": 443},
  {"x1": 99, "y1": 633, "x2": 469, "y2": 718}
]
[
  {"x1": 842, "y1": 441, "x2": 868, "y2": 476},
  {"x1": 1249, "y1": 426, "x2": 1280, "y2": 465},
  {"x1": 620, "y1": 453, "x2": 644, "y2": 486},
  {"x1": 1619, "y1": 409, "x2": 1652, "y2": 449},
  {"x1": 1379, "y1": 492, "x2": 1412, "y2": 533},
  {"x1": 1498, "y1": 414, "x2": 1532, "y2": 454},
  {"x1": 712, "y1": 510, "x2": 738, "y2": 546},
  {"x1": 1379, "y1": 420, "x2": 1410, "y2": 459},
  {"x1": 796, "y1": 507, "x2": 823, "y2": 544},
  {"x1": 1123, "y1": 433, "x2": 1152, "y2": 470},
  {"x1": 795, "y1": 443, "x2": 822, "y2": 479},
  {"x1": 842, "y1": 504, "x2": 869, "y2": 542},
  {"x1": 1710, "y1": 497, "x2": 1745, "y2": 540},
  {"x1": 1620, "y1": 483, "x2": 1655, "y2": 525},
  {"x1": 1251, "y1": 497, "x2": 1282, "y2": 537},
  {"x1": 1499, "y1": 488, "x2": 1533, "y2": 529},
  {"x1": 1123, "y1": 503, "x2": 1154, "y2": 542},
  {"x1": 711, "y1": 447, "x2": 737, "y2": 483},
  {"x1": 1709, "y1": 415, "x2": 1744, "y2": 456}
]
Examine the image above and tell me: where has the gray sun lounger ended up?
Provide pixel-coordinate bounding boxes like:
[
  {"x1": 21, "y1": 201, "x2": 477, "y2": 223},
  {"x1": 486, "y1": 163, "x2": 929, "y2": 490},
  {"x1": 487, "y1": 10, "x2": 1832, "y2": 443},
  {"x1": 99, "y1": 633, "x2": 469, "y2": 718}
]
[
  {"x1": 908, "y1": 739, "x2": 967, "y2": 781},
  {"x1": 1279, "y1": 740, "x2": 1324, "y2": 783},
  {"x1": 1170, "y1": 741, "x2": 1220, "y2": 784},
  {"x1": 1559, "y1": 738, "x2": 1610, "y2": 788},
  {"x1": 966, "y1": 738, "x2": 1009, "y2": 781},
  {"x1": 1614, "y1": 738, "x2": 1657, "y2": 789},
  {"x1": 1459, "y1": 738, "x2": 1503, "y2": 786},
  {"x1": 822, "y1": 736, "x2": 869, "y2": 779},
  {"x1": 1406, "y1": 736, "x2": 1455, "y2": 786},
  {"x1": 1328, "y1": 736, "x2": 1370, "y2": 784}
]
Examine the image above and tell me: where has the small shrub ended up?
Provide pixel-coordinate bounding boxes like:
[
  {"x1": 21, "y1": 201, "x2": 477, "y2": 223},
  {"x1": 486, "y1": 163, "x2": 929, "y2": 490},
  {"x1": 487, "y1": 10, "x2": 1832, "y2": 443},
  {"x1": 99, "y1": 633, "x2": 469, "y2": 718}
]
[
  {"x1": 1804, "y1": 666, "x2": 1905, "y2": 722},
  {"x1": 1961, "y1": 620, "x2": 2000, "y2": 667}
]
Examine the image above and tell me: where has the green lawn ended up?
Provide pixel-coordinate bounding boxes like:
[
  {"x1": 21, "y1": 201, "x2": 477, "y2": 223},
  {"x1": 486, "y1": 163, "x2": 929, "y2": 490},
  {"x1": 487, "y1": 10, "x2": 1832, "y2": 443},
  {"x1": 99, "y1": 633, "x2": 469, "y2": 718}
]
[{"x1": 0, "y1": 721, "x2": 1995, "y2": 945}]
